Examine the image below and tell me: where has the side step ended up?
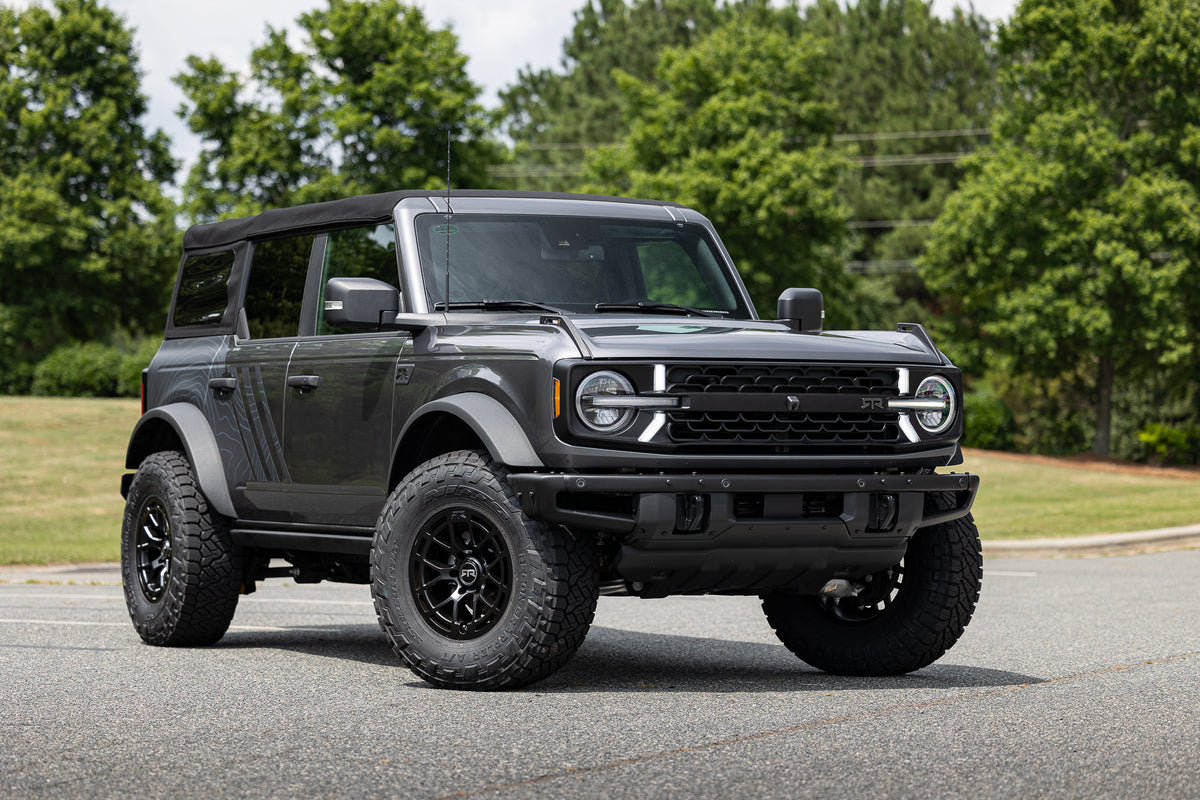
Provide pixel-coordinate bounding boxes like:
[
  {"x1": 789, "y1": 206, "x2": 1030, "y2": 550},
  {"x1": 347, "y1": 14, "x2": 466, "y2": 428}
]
[{"x1": 231, "y1": 524, "x2": 373, "y2": 556}]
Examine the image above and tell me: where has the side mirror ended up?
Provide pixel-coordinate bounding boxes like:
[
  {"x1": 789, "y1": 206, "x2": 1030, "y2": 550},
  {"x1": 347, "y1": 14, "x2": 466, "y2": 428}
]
[
  {"x1": 324, "y1": 277, "x2": 400, "y2": 329},
  {"x1": 777, "y1": 288, "x2": 824, "y2": 334}
]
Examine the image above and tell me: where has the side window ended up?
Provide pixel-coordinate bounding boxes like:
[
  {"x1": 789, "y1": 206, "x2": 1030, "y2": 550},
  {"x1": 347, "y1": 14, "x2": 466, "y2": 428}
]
[
  {"x1": 243, "y1": 234, "x2": 315, "y2": 339},
  {"x1": 316, "y1": 223, "x2": 399, "y2": 336},
  {"x1": 173, "y1": 250, "x2": 234, "y2": 327},
  {"x1": 638, "y1": 241, "x2": 721, "y2": 309}
]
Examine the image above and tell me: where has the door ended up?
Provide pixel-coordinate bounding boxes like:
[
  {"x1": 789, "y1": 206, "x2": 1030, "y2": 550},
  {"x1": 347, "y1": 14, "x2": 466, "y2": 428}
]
[{"x1": 280, "y1": 222, "x2": 408, "y2": 527}]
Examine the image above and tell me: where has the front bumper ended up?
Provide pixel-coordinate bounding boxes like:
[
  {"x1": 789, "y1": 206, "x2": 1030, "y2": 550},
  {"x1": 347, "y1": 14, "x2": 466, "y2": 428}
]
[{"x1": 509, "y1": 471, "x2": 978, "y2": 596}]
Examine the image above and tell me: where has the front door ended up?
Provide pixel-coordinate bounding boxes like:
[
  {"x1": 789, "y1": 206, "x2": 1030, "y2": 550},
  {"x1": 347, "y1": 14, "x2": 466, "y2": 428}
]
[{"x1": 283, "y1": 334, "x2": 408, "y2": 526}]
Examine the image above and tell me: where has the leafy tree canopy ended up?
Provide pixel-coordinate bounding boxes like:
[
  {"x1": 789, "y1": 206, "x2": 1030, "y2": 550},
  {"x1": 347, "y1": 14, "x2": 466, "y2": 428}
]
[
  {"x1": 0, "y1": 0, "x2": 177, "y2": 389},
  {"x1": 175, "y1": 0, "x2": 500, "y2": 220},
  {"x1": 582, "y1": 21, "x2": 868, "y2": 325},
  {"x1": 804, "y1": 0, "x2": 997, "y2": 266},
  {"x1": 921, "y1": 0, "x2": 1200, "y2": 454},
  {"x1": 497, "y1": 0, "x2": 796, "y2": 191}
]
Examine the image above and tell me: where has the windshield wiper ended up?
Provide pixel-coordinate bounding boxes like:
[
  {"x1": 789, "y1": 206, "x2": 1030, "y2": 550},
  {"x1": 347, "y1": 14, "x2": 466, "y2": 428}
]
[
  {"x1": 434, "y1": 300, "x2": 569, "y2": 315},
  {"x1": 592, "y1": 301, "x2": 718, "y2": 318}
]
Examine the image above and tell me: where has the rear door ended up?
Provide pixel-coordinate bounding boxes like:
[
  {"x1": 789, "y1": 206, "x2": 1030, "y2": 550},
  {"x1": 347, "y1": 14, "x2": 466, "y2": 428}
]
[{"x1": 225, "y1": 233, "x2": 315, "y2": 516}]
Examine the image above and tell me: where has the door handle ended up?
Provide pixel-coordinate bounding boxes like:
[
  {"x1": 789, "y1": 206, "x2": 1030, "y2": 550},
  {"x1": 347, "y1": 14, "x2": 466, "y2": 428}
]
[
  {"x1": 208, "y1": 377, "x2": 237, "y2": 393},
  {"x1": 287, "y1": 374, "x2": 323, "y2": 392}
]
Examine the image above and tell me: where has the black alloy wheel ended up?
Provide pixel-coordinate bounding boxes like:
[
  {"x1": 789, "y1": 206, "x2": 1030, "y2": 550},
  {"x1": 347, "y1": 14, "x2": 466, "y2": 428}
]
[
  {"x1": 134, "y1": 498, "x2": 172, "y2": 602},
  {"x1": 410, "y1": 507, "x2": 513, "y2": 640}
]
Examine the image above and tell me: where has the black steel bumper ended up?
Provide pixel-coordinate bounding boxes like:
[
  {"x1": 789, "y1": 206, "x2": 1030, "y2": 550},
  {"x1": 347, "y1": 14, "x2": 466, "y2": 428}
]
[{"x1": 508, "y1": 471, "x2": 979, "y2": 596}]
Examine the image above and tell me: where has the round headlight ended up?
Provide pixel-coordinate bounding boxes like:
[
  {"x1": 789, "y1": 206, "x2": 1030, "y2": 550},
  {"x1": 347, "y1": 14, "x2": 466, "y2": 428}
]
[
  {"x1": 914, "y1": 375, "x2": 956, "y2": 434},
  {"x1": 576, "y1": 371, "x2": 635, "y2": 433}
]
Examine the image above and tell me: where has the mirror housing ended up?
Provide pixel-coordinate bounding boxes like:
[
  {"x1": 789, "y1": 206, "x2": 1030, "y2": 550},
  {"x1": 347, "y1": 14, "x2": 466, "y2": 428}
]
[
  {"x1": 776, "y1": 288, "x2": 824, "y2": 334},
  {"x1": 324, "y1": 277, "x2": 426, "y2": 332}
]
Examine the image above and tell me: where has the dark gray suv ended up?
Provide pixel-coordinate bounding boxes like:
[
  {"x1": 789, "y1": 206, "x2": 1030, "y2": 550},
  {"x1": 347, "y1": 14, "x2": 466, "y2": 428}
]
[{"x1": 120, "y1": 190, "x2": 982, "y2": 690}]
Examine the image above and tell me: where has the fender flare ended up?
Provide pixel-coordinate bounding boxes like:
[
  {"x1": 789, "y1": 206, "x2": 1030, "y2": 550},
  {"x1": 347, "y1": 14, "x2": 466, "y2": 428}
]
[
  {"x1": 125, "y1": 403, "x2": 238, "y2": 519},
  {"x1": 399, "y1": 393, "x2": 543, "y2": 469}
]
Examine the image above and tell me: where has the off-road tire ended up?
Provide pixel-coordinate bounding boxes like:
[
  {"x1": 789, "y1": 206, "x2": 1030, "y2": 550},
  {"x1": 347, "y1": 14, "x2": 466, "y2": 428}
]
[
  {"x1": 762, "y1": 495, "x2": 982, "y2": 675},
  {"x1": 371, "y1": 450, "x2": 598, "y2": 690},
  {"x1": 120, "y1": 451, "x2": 242, "y2": 646}
]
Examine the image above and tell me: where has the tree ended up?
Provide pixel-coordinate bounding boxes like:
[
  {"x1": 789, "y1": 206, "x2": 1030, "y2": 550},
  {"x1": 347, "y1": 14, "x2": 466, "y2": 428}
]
[
  {"x1": 582, "y1": 21, "x2": 865, "y2": 324},
  {"x1": 0, "y1": 0, "x2": 178, "y2": 391},
  {"x1": 498, "y1": 0, "x2": 727, "y2": 190},
  {"x1": 802, "y1": 0, "x2": 998, "y2": 327},
  {"x1": 175, "y1": 0, "x2": 500, "y2": 221},
  {"x1": 498, "y1": 0, "x2": 799, "y2": 191},
  {"x1": 921, "y1": 0, "x2": 1200, "y2": 455}
]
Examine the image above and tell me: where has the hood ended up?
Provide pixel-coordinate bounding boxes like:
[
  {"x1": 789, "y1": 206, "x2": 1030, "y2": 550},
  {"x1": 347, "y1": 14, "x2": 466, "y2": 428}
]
[{"x1": 571, "y1": 316, "x2": 947, "y2": 364}]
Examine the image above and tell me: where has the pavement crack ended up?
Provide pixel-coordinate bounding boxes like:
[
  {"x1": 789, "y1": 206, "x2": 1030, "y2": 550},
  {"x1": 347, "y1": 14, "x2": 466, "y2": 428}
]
[{"x1": 435, "y1": 650, "x2": 1200, "y2": 800}]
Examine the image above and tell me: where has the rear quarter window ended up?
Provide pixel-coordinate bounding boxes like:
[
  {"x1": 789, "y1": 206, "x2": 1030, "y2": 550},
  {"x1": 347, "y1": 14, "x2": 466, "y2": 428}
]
[{"x1": 172, "y1": 250, "x2": 235, "y2": 327}]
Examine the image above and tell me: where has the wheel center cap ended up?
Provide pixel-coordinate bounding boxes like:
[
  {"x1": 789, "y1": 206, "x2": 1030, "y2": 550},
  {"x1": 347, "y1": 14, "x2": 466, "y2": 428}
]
[{"x1": 458, "y1": 559, "x2": 482, "y2": 587}]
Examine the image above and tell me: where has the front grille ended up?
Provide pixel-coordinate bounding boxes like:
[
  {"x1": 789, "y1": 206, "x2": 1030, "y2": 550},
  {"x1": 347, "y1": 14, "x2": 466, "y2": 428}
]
[{"x1": 665, "y1": 363, "x2": 902, "y2": 450}]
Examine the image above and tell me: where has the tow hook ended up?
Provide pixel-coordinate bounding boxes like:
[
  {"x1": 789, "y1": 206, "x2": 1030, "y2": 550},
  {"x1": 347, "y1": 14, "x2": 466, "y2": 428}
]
[{"x1": 819, "y1": 579, "x2": 860, "y2": 599}]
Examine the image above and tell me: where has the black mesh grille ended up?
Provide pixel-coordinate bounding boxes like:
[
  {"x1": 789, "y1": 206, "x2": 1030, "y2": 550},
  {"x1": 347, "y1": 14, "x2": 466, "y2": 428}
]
[{"x1": 665, "y1": 364, "x2": 902, "y2": 449}]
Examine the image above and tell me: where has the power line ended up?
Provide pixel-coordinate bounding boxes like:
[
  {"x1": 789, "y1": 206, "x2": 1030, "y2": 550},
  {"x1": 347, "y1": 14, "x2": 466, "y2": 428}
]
[
  {"x1": 845, "y1": 259, "x2": 920, "y2": 274},
  {"x1": 850, "y1": 152, "x2": 980, "y2": 167},
  {"x1": 848, "y1": 219, "x2": 935, "y2": 229},
  {"x1": 516, "y1": 128, "x2": 994, "y2": 152},
  {"x1": 489, "y1": 149, "x2": 984, "y2": 178},
  {"x1": 833, "y1": 127, "x2": 992, "y2": 142}
]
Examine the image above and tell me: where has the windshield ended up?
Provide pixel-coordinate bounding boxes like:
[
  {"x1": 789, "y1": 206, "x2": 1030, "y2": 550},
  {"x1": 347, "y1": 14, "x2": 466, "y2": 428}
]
[{"x1": 415, "y1": 214, "x2": 752, "y2": 317}]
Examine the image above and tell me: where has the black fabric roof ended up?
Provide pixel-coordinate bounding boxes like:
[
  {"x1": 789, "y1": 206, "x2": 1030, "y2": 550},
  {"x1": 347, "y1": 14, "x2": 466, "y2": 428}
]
[{"x1": 181, "y1": 190, "x2": 684, "y2": 251}]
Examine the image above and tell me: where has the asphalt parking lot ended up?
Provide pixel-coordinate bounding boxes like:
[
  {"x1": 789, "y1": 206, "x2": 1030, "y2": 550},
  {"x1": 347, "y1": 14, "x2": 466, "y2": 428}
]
[{"x1": 2, "y1": 550, "x2": 1198, "y2": 800}]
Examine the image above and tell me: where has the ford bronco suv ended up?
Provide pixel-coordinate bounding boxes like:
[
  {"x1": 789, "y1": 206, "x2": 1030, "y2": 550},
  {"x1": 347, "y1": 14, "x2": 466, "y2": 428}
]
[{"x1": 120, "y1": 190, "x2": 981, "y2": 690}]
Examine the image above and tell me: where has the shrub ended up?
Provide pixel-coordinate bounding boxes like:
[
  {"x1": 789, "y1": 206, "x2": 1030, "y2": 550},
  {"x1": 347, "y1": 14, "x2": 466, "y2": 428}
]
[
  {"x1": 1137, "y1": 423, "x2": 1200, "y2": 466},
  {"x1": 31, "y1": 339, "x2": 159, "y2": 398},
  {"x1": 962, "y1": 390, "x2": 1015, "y2": 451}
]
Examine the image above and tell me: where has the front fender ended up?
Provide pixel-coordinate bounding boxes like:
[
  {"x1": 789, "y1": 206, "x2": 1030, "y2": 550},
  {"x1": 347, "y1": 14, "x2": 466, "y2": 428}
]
[
  {"x1": 124, "y1": 403, "x2": 238, "y2": 519},
  {"x1": 398, "y1": 393, "x2": 543, "y2": 469}
]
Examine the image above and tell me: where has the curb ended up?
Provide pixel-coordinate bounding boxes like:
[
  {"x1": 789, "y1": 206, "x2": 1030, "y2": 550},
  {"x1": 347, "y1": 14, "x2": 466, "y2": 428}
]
[
  {"x1": 982, "y1": 524, "x2": 1200, "y2": 559},
  {"x1": 0, "y1": 562, "x2": 123, "y2": 585}
]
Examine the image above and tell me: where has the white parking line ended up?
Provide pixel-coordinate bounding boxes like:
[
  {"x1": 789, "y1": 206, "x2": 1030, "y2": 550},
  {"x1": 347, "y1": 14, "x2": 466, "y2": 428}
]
[
  {"x1": 0, "y1": 591, "x2": 373, "y2": 607},
  {"x1": 0, "y1": 617, "x2": 341, "y2": 633},
  {"x1": 0, "y1": 618, "x2": 127, "y2": 626},
  {"x1": 0, "y1": 592, "x2": 123, "y2": 601}
]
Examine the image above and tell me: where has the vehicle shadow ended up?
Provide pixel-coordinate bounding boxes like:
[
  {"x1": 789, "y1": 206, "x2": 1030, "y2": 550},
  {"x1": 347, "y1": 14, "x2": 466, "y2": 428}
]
[
  {"x1": 220, "y1": 623, "x2": 398, "y2": 667},
  {"x1": 531, "y1": 626, "x2": 1041, "y2": 694},
  {"x1": 219, "y1": 622, "x2": 1040, "y2": 693}
]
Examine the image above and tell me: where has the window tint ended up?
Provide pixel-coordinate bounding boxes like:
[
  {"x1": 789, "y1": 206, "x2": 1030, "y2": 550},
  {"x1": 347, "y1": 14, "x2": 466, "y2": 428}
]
[
  {"x1": 415, "y1": 215, "x2": 748, "y2": 317},
  {"x1": 173, "y1": 250, "x2": 234, "y2": 327},
  {"x1": 243, "y1": 234, "x2": 315, "y2": 339},
  {"x1": 316, "y1": 224, "x2": 399, "y2": 336}
]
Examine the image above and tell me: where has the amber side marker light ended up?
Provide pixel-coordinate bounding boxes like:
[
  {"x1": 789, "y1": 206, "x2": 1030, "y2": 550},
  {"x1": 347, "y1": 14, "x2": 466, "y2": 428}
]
[{"x1": 554, "y1": 379, "x2": 561, "y2": 418}]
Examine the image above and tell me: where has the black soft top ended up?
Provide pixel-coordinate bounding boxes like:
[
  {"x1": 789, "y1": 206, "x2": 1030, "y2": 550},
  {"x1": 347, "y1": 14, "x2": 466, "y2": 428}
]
[{"x1": 181, "y1": 190, "x2": 683, "y2": 251}]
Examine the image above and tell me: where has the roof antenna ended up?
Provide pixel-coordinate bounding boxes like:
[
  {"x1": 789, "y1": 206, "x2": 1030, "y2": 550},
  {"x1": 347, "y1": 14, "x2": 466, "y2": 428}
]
[{"x1": 444, "y1": 129, "x2": 453, "y2": 313}]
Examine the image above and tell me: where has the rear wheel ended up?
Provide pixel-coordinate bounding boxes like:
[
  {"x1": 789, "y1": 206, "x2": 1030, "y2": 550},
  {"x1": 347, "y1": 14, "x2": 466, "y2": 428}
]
[
  {"x1": 762, "y1": 498, "x2": 982, "y2": 676},
  {"x1": 120, "y1": 451, "x2": 242, "y2": 646},
  {"x1": 371, "y1": 450, "x2": 598, "y2": 690}
]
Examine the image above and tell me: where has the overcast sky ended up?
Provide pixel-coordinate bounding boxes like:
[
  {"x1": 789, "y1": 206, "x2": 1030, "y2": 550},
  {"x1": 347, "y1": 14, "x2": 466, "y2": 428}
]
[{"x1": 14, "y1": 0, "x2": 1018, "y2": 172}]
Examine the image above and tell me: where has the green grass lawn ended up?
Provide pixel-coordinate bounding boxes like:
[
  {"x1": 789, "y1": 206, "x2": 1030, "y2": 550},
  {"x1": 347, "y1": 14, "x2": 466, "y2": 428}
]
[
  {"x1": 2, "y1": 397, "x2": 1198, "y2": 564},
  {"x1": 1, "y1": 396, "x2": 139, "y2": 564},
  {"x1": 959, "y1": 449, "x2": 1200, "y2": 540}
]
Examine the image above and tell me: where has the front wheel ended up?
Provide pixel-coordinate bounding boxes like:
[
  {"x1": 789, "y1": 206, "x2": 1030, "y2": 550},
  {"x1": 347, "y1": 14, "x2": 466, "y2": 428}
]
[
  {"x1": 762, "y1": 498, "x2": 982, "y2": 676},
  {"x1": 371, "y1": 451, "x2": 598, "y2": 690}
]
